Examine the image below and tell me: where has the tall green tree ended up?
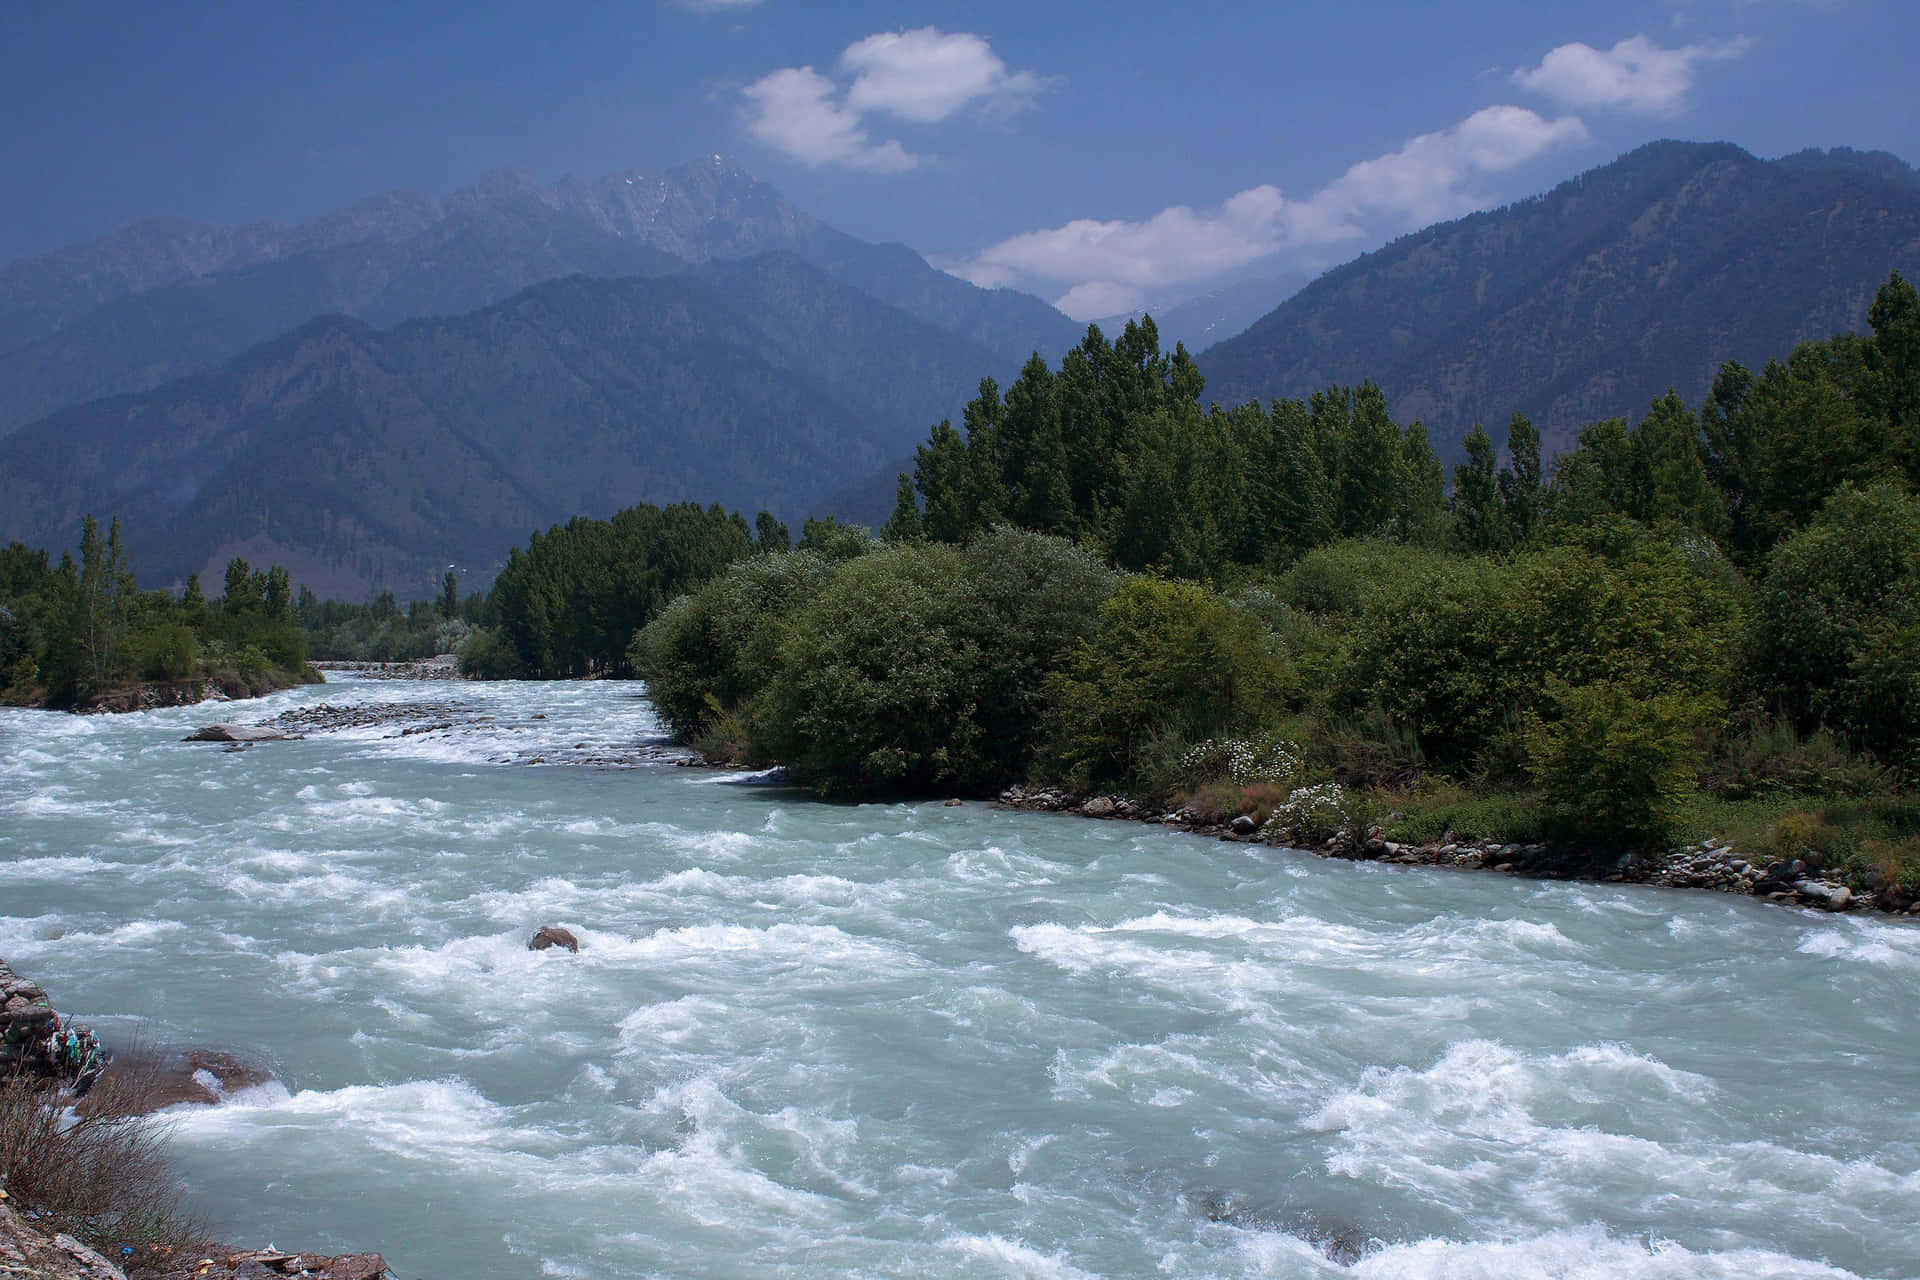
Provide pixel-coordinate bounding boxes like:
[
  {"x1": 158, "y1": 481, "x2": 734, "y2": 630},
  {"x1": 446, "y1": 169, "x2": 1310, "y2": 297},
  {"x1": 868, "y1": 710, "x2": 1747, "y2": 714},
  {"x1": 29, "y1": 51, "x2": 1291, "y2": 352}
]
[
  {"x1": 1452, "y1": 424, "x2": 1503, "y2": 551},
  {"x1": 1498, "y1": 413, "x2": 1544, "y2": 546}
]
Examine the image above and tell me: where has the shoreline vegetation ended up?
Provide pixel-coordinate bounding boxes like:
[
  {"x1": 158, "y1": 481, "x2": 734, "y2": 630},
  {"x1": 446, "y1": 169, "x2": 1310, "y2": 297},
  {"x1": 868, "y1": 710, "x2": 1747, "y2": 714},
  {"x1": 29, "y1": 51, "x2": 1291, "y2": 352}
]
[{"x1": 0, "y1": 523, "x2": 318, "y2": 713}]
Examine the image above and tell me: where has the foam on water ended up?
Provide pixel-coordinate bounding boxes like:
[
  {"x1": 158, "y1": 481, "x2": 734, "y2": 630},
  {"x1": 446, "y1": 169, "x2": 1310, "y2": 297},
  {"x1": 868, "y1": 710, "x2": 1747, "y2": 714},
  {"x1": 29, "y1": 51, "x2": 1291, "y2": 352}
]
[{"x1": 3, "y1": 679, "x2": 1917, "y2": 1279}]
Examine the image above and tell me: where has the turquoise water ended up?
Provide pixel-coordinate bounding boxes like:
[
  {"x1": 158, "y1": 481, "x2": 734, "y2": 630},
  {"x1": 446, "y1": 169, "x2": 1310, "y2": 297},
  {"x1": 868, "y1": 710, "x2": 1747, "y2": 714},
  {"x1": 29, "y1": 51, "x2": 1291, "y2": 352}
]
[{"x1": 1, "y1": 677, "x2": 1916, "y2": 1279}]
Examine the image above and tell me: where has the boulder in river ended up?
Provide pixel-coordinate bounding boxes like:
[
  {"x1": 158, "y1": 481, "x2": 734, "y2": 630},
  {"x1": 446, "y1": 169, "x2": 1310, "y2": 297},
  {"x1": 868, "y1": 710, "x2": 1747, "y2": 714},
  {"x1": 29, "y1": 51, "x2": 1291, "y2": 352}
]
[
  {"x1": 529, "y1": 926, "x2": 580, "y2": 953},
  {"x1": 184, "y1": 723, "x2": 299, "y2": 743}
]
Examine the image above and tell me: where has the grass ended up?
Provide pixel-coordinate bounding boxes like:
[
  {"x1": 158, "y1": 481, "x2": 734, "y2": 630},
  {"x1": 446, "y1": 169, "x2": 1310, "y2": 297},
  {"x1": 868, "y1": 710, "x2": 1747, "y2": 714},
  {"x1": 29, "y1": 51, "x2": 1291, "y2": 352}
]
[{"x1": 1379, "y1": 784, "x2": 1551, "y2": 846}]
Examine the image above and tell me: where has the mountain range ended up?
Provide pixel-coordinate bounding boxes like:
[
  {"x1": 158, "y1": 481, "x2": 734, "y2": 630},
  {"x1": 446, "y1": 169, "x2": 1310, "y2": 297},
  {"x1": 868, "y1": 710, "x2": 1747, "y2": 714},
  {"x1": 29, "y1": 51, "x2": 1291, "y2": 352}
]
[
  {"x1": 4, "y1": 141, "x2": 1918, "y2": 598},
  {"x1": 0, "y1": 156, "x2": 1079, "y2": 436},
  {"x1": 1200, "y1": 141, "x2": 1920, "y2": 453},
  {"x1": 0, "y1": 253, "x2": 1013, "y2": 597},
  {"x1": 0, "y1": 158, "x2": 1081, "y2": 594}
]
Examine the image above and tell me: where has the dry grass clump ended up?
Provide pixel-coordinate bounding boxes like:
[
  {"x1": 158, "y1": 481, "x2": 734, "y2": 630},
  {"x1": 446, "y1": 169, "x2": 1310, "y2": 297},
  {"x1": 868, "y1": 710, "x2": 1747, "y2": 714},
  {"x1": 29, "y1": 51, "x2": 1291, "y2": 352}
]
[{"x1": 0, "y1": 1067, "x2": 207, "y2": 1274}]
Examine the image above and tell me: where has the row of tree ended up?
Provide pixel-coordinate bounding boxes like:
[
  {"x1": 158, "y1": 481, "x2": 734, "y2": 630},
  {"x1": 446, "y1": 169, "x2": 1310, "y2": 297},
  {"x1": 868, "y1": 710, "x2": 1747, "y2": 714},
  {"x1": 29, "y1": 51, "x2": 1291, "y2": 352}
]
[
  {"x1": 0, "y1": 518, "x2": 310, "y2": 706},
  {"x1": 887, "y1": 273, "x2": 1920, "y2": 578}
]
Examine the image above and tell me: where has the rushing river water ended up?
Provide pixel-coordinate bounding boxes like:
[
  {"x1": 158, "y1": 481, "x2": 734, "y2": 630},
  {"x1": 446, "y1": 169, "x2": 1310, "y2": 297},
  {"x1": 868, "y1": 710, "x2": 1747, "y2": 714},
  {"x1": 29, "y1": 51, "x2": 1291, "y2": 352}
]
[{"x1": 1, "y1": 677, "x2": 1917, "y2": 1279}]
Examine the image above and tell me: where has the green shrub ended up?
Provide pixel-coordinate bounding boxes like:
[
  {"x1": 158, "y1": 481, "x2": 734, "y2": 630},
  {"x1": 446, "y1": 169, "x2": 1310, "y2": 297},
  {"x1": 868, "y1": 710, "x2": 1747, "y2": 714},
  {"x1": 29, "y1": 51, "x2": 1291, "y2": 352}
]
[
  {"x1": 131, "y1": 621, "x2": 198, "y2": 681},
  {"x1": 458, "y1": 626, "x2": 524, "y2": 679},
  {"x1": 1275, "y1": 538, "x2": 1454, "y2": 620},
  {"x1": 1383, "y1": 789, "x2": 1552, "y2": 845},
  {"x1": 1341, "y1": 536, "x2": 1741, "y2": 769},
  {"x1": 1043, "y1": 576, "x2": 1292, "y2": 791},
  {"x1": 1705, "y1": 717, "x2": 1888, "y2": 799},
  {"x1": 1525, "y1": 680, "x2": 1717, "y2": 847},
  {"x1": 1753, "y1": 482, "x2": 1920, "y2": 766},
  {"x1": 756, "y1": 543, "x2": 985, "y2": 795},
  {"x1": 630, "y1": 550, "x2": 843, "y2": 739}
]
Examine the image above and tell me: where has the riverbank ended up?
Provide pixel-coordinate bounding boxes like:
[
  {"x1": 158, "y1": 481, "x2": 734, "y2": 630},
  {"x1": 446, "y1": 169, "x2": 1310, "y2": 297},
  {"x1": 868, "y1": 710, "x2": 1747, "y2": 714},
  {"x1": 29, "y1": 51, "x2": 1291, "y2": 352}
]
[
  {"x1": 2, "y1": 667, "x2": 325, "y2": 715},
  {"x1": 0, "y1": 960, "x2": 388, "y2": 1280},
  {"x1": 311, "y1": 654, "x2": 463, "y2": 682},
  {"x1": 997, "y1": 782, "x2": 1920, "y2": 918}
]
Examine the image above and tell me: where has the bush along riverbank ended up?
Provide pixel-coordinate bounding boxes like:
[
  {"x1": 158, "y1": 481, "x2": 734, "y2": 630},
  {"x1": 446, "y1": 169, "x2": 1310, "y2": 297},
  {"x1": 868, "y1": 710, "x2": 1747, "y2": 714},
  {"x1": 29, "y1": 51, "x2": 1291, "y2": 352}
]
[
  {"x1": 0, "y1": 959, "x2": 389, "y2": 1280},
  {"x1": 2, "y1": 522, "x2": 318, "y2": 713}
]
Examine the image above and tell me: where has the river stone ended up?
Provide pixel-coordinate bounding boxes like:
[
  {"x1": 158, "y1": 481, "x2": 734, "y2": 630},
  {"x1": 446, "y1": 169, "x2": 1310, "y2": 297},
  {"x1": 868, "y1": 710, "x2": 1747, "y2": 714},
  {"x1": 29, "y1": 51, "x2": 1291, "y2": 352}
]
[
  {"x1": 1230, "y1": 814, "x2": 1258, "y2": 836},
  {"x1": 1083, "y1": 797, "x2": 1117, "y2": 818},
  {"x1": 529, "y1": 926, "x2": 579, "y2": 953},
  {"x1": 184, "y1": 723, "x2": 298, "y2": 743}
]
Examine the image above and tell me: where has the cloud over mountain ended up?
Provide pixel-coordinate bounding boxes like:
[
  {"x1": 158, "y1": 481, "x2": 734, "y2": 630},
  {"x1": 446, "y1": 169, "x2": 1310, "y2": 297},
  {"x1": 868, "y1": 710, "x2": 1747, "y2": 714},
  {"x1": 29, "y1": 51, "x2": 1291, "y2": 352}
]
[
  {"x1": 741, "y1": 28, "x2": 1042, "y2": 172},
  {"x1": 953, "y1": 105, "x2": 1588, "y2": 319}
]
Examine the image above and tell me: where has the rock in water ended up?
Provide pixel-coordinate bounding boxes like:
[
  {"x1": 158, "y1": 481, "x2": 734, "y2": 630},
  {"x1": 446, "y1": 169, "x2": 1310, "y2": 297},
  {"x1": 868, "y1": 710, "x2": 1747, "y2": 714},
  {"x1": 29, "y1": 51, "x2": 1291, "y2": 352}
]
[
  {"x1": 1230, "y1": 814, "x2": 1259, "y2": 836},
  {"x1": 184, "y1": 723, "x2": 297, "y2": 743},
  {"x1": 529, "y1": 926, "x2": 580, "y2": 953},
  {"x1": 1082, "y1": 797, "x2": 1117, "y2": 818}
]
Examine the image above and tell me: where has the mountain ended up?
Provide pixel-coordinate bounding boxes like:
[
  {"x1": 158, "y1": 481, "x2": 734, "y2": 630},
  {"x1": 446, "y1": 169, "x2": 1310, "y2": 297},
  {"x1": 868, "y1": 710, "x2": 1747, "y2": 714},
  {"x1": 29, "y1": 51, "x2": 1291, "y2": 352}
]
[
  {"x1": 1199, "y1": 142, "x2": 1920, "y2": 457},
  {"x1": 0, "y1": 157, "x2": 1078, "y2": 433},
  {"x1": 0, "y1": 254, "x2": 1003, "y2": 597}
]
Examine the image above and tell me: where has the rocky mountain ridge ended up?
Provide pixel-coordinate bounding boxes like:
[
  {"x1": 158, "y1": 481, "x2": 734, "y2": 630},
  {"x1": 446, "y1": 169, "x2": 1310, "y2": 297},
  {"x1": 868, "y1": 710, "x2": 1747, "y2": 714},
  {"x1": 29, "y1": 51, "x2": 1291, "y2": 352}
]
[
  {"x1": 1199, "y1": 142, "x2": 1920, "y2": 457},
  {"x1": 0, "y1": 157, "x2": 1078, "y2": 433}
]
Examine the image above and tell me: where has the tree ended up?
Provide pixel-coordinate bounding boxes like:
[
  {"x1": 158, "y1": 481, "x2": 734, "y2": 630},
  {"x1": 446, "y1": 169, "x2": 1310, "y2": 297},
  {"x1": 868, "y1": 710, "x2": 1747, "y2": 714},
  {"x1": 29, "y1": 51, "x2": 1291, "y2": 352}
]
[
  {"x1": 1452, "y1": 424, "x2": 1502, "y2": 551},
  {"x1": 1498, "y1": 413, "x2": 1544, "y2": 546},
  {"x1": 440, "y1": 570, "x2": 460, "y2": 620},
  {"x1": 881, "y1": 474, "x2": 924, "y2": 542},
  {"x1": 1338, "y1": 382, "x2": 1402, "y2": 537},
  {"x1": 1753, "y1": 482, "x2": 1920, "y2": 764},
  {"x1": 76, "y1": 515, "x2": 132, "y2": 690},
  {"x1": 1395, "y1": 421, "x2": 1449, "y2": 547},
  {"x1": 754, "y1": 511, "x2": 790, "y2": 553},
  {"x1": 1864, "y1": 270, "x2": 1920, "y2": 467}
]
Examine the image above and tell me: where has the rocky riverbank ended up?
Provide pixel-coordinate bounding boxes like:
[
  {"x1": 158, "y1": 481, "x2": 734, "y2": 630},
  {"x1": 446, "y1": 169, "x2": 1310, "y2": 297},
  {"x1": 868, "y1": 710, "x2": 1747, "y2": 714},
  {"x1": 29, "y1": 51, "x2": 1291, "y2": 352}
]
[
  {"x1": 0, "y1": 960, "x2": 388, "y2": 1280},
  {"x1": 312, "y1": 654, "x2": 463, "y2": 681},
  {"x1": 997, "y1": 784, "x2": 1920, "y2": 918}
]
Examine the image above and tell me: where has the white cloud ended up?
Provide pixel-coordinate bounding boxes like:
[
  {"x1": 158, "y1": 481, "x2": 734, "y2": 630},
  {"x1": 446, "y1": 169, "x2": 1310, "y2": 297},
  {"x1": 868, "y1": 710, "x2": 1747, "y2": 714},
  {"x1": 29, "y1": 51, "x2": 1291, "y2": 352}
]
[
  {"x1": 740, "y1": 28, "x2": 1041, "y2": 172},
  {"x1": 1513, "y1": 34, "x2": 1751, "y2": 115},
  {"x1": 841, "y1": 28, "x2": 1041, "y2": 123},
  {"x1": 740, "y1": 67, "x2": 918, "y2": 174},
  {"x1": 953, "y1": 105, "x2": 1588, "y2": 320},
  {"x1": 1054, "y1": 281, "x2": 1146, "y2": 319}
]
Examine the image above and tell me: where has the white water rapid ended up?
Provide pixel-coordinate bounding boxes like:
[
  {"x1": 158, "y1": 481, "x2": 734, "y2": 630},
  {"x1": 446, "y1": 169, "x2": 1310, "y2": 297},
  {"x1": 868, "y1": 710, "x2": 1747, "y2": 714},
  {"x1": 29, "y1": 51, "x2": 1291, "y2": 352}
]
[{"x1": 1, "y1": 677, "x2": 1915, "y2": 1278}]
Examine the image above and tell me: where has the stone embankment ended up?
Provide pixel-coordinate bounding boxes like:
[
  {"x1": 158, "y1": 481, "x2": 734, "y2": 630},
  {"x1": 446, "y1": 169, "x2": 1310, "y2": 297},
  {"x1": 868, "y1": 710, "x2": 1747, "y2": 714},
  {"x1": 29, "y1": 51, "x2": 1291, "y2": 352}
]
[{"x1": 998, "y1": 785, "x2": 1920, "y2": 917}]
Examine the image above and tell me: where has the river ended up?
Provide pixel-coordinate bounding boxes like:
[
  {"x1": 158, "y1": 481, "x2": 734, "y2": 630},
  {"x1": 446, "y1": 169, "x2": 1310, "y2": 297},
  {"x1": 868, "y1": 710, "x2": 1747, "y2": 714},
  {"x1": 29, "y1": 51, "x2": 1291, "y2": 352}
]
[{"x1": 1, "y1": 677, "x2": 1915, "y2": 1279}]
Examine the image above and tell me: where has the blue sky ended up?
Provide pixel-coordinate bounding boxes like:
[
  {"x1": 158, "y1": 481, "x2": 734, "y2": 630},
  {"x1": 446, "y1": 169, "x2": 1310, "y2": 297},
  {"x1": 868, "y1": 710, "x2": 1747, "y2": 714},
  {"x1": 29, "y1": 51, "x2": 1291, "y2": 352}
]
[{"x1": 4, "y1": 0, "x2": 1914, "y2": 318}]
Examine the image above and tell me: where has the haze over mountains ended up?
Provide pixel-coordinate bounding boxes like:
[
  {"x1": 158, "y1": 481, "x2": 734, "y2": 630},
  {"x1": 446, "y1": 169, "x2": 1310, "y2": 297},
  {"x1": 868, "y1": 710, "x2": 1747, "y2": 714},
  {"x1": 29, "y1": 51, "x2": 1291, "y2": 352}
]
[{"x1": 3, "y1": 141, "x2": 1917, "y2": 598}]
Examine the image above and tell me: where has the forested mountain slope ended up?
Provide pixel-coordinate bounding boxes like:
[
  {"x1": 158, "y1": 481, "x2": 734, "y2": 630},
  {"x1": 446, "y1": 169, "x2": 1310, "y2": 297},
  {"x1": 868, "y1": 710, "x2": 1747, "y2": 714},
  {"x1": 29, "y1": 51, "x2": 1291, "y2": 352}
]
[
  {"x1": 1200, "y1": 142, "x2": 1920, "y2": 455},
  {"x1": 0, "y1": 254, "x2": 1000, "y2": 596}
]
